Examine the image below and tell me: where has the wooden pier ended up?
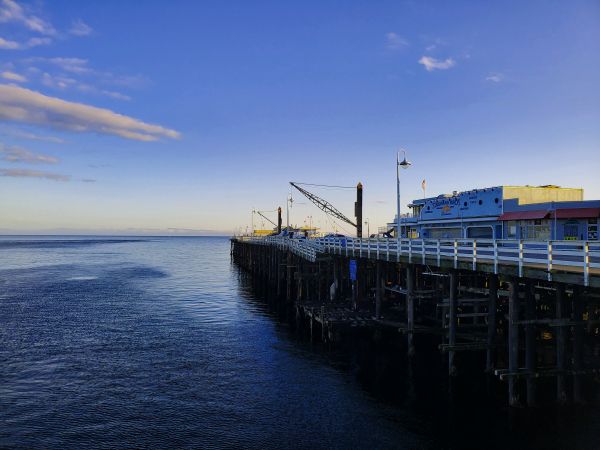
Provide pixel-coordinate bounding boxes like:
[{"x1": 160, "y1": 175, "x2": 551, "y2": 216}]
[{"x1": 231, "y1": 236, "x2": 600, "y2": 407}]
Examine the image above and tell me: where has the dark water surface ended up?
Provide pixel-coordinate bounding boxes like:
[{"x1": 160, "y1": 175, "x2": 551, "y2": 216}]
[{"x1": 1, "y1": 236, "x2": 598, "y2": 449}]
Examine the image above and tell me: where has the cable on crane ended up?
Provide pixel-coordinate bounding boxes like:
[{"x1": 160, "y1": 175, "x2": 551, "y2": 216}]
[{"x1": 291, "y1": 181, "x2": 355, "y2": 190}]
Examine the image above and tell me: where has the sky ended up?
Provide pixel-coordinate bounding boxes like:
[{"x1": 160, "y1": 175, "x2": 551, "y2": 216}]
[{"x1": 0, "y1": 0, "x2": 599, "y2": 235}]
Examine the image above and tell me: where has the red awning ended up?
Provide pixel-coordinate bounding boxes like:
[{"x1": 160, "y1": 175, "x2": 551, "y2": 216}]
[
  {"x1": 498, "y1": 210, "x2": 549, "y2": 221},
  {"x1": 551, "y1": 208, "x2": 600, "y2": 219}
]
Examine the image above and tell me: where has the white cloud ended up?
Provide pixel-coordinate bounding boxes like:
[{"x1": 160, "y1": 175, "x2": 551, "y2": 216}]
[
  {"x1": 0, "y1": 127, "x2": 65, "y2": 143},
  {"x1": 0, "y1": 167, "x2": 69, "y2": 181},
  {"x1": 0, "y1": 0, "x2": 56, "y2": 35},
  {"x1": 24, "y1": 57, "x2": 147, "y2": 89},
  {"x1": 418, "y1": 56, "x2": 456, "y2": 71},
  {"x1": 39, "y1": 71, "x2": 131, "y2": 100},
  {"x1": 41, "y1": 72, "x2": 77, "y2": 90},
  {"x1": 385, "y1": 32, "x2": 408, "y2": 50},
  {"x1": 101, "y1": 90, "x2": 131, "y2": 101},
  {"x1": 26, "y1": 57, "x2": 90, "y2": 74},
  {"x1": 69, "y1": 19, "x2": 93, "y2": 36},
  {"x1": 1, "y1": 70, "x2": 26, "y2": 82},
  {"x1": 486, "y1": 72, "x2": 504, "y2": 83},
  {"x1": 26, "y1": 36, "x2": 51, "y2": 47},
  {"x1": 0, "y1": 34, "x2": 51, "y2": 50},
  {"x1": 0, "y1": 36, "x2": 20, "y2": 49},
  {"x1": 0, "y1": 142, "x2": 58, "y2": 164},
  {"x1": 0, "y1": 84, "x2": 180, "y2": 141}
]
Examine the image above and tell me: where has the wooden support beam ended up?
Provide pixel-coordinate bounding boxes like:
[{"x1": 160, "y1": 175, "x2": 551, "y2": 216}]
[
  {"x1": 556, "y1": 283, "x2": 567, "y2": 404},
  {"x1": 448, "y1": 270, "x2": 458, "y2": 376},
  {"x1": 508, "y1": 278, "x2": 520, "y2": 407},
  {"x1": 376, "y1": 261, "x2": 383, "y2": 319},
  {"x1": 486, "y1": 274, "x2": 498, "y2": 372},
  {"x1": 406, "y1": 265, "x2": 415, "y2": 357},
  {"x1": 525, "y1": 281, "x2": 536, "y2": 407},
  {"x1": 572, "y1": 286, "x2": 584, "y2": 404}
]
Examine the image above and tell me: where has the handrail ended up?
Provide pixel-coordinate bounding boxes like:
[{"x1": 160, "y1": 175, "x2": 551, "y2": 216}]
[{"x1": 235, "y1": 236, "x2": 599, "y2": 286}]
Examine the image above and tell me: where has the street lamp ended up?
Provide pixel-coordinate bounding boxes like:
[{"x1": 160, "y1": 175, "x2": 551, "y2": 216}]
[
  {"x1": 365, "y1": 218, "x2": 370, "y2": 238},
  {"x1": 396, "y1": 149, "x2": 412, "y2": 239}
]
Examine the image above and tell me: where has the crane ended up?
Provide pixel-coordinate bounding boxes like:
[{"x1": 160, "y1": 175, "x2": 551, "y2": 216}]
[
  {"x1": 253, "y1": 208, "x2": 283, "y2": 234},
  {"x1": 289, "y1": 181, "x2": 363, "y2": 237},
  {"x1": 254, "y1": 210, "x2": 277, "y2": 227}
]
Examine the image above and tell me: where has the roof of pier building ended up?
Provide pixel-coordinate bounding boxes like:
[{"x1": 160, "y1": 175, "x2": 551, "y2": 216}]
[{"x1": 391, "y1": 185, "x2": 588, "y2": 226}]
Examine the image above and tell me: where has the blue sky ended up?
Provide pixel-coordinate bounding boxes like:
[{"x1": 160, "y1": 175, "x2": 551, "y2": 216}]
[{"x1": 0, "y1": 0, "x2": 598, "y2": 235}]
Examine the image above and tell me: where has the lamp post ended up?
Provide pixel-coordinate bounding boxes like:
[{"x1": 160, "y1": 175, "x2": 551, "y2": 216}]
[
  {"x1": 365, "y1": 218, "x2": 370, "y2": 238},
  {"x1": 396, "y1": 149, "x2": 412, "y2": 239},
  {"x1": 286, "y1": 192, "x2": 293, "y2": 231}
]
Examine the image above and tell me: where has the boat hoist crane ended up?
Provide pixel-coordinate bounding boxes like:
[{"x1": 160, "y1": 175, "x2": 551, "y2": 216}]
[
  {"x1": 289, "y1": 182, "x2": 363, "y2": 238},
  {"x1": 253, "y1": 208, "x2": 283, "y2": 234}
]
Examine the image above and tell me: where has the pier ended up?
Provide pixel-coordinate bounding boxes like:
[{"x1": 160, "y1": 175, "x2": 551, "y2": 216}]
[{"x1": 231, "y1": 235, "x2": 600, "y2": 407}]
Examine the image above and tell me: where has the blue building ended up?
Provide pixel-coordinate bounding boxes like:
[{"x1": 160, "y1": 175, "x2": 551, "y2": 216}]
[{"x1": 389, "y1": 185, "x2": 600, "y2": 241}]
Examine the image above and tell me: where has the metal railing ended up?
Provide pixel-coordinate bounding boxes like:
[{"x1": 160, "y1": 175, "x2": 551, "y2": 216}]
[{"x1": 235, "y1": 236, "x2": 600, "y2": 285}]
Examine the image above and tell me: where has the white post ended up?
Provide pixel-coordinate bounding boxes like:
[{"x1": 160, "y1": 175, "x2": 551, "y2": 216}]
[
  {"x1": 473, "y1": 240, "x2": 477, "y2": 271},
  {"x1": 518, "y1": 240, "x2": 524, "y2": 278},
  {"x1": 584, "y1": 241, "x2": 590, "y2": 287},
  {"x1": 493, "y1": 240, "x2": 498, "y2": 274},
  {"x1": 453, "y1": 239, "x2": 458, "y2": 269},
  {"x1": 547, "y1": 241, "x2": 553, "y2": 281},
  {"x1": 396, "y1": 152, "x2": 401, "y2": 241}
]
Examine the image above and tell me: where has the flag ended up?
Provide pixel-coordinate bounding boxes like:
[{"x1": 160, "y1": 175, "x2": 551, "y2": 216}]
[{"x1": 421, "y1": 179, "x2": 426, "y2": 191}]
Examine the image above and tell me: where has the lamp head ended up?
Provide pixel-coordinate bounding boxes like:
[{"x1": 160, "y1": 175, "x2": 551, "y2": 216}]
[
  {"x1": 399, "y1": 157, "x2": 411, "y2": 169},
  {"x1": 397, "y1": 149, "x2": 411, "y2": 169}
]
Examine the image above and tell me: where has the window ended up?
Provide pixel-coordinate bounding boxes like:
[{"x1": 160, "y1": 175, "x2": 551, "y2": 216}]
[
  {"x1": 478, "y1": 200, "x2": 483, "y2": 205},
  {"x1": 507, "y1": 221, "x2": 517, "y2": 239},
  {"x1": 426, "y1": 227, "x2": 462, "y2": 239},
  {"x1": 494, "y1": 198, "x2": 499, "y2": 204},
  {"x1": 522, "y1": 220, "x2": 550, "y2": 240},
  {"x1": 587, "y1": 220, "x2": 598, "y2": 240},
  {"x1": 564, "y1": 222, "x2": 579, "y2": 240},
  {"x1": 412, "y1": 205, "x2": 423, "y2": 218},
  {"x1": 467, "y1": 226, "x2": 493, "y2": 239}
]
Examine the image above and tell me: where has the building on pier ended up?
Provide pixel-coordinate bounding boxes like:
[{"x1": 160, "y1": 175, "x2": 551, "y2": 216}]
[{"x1": 388, "y1": 185, "x2": 600, "y2": 240}]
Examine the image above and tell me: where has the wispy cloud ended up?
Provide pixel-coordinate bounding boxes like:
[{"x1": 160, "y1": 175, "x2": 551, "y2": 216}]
[
  {"x1": 0, "y1": 36, "x2": 20, "y2": 49},
  {"x1": 418, "y1": 56, "x2": 456, "y2": 71},
  {"x1": 0, "y1": 0, "x2": 56, "y2": 35},
  {"x1": 1, "y1": 70, "x2": 26, "y2": 82},
  {"x1": 0, "y1": 167, "x2": 69, "y2": 181},
  {"x1": 385, "y1": 32, "x2": 409, "y2": 51},
  {"x1": 29, "y1": 57, "x2": 91, "y2": 75},
  {"x1": 38, "y1": 71, "x2": 131, "y2": 101},
  {"x1": 0, "y1": 35, "x2": 51, "y2": 50},
  {"x1": 69, "y1": 19, "x2": 92, "y2": 37},
  {"x1": 0, "y1": 84, "x2": 180, "y2": 141},
  {"x1": 485, "y1": 72, "x2": 504, "y2": 83},
  {"x1": 0, "y1": 126, "x2": 65, "y2": 143},
  {"x1": 22, "y1": 57, "x2": 146, "y2": 98},
  {"x1": 0, "y1": 142, "x2": 58, "y2": 164},
  {"x1": 101, "y1": 90, "x2": 131, "y2": 101}
]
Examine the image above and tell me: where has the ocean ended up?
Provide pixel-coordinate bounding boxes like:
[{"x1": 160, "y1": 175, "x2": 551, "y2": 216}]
[{"x1": 1, "y1": 236, "x2": 597, "y2": 449}]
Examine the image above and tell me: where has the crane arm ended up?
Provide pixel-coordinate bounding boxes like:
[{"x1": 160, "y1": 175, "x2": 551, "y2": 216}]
[
  {"x1": 255, "y1": 210, "x2": 277, "y2": 227},
  {"x1": 290, "y1": 182, "x2": 357, "y2": 228}
]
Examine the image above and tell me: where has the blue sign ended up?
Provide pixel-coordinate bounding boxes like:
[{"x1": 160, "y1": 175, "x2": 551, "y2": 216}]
[{"x1": 349, "y1": 259, "x2": 357, "y2": 281}]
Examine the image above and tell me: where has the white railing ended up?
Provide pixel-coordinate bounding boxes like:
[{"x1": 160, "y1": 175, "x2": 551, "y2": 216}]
[
  {"x1": 236, "y1": 236, "x2": 600, "y2": 286},
  {"x1": 237, "y1": 235, "x2": 319, "y2": 262}
]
